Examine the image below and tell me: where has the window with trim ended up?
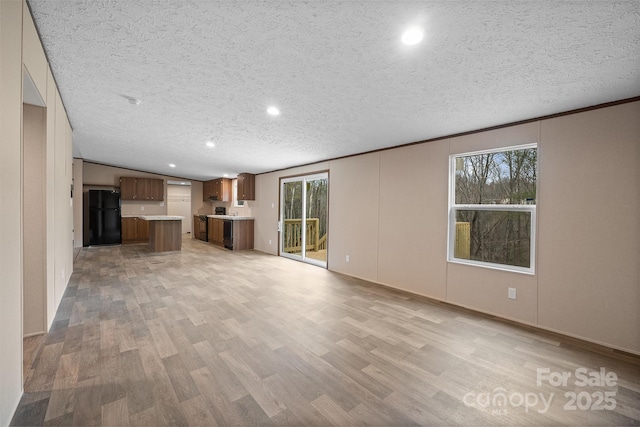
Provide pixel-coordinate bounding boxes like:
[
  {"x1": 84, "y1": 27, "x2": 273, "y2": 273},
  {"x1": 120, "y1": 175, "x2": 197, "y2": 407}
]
[
  {"x1": 448, "y1": 144, "x2": 537, "y2": 274},
  {"x1": 233, "y1": 179, "x2": 245, "y2": 208}
]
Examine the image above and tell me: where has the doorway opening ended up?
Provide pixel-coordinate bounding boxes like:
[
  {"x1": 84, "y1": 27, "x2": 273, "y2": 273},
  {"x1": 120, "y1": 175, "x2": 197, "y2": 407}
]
[
  {"x1": 167, "y1": 181, "x2": 192, "y2": 235},
  {"x1": 22, "y1": 69, "x2": 47, "y2": 383},
  {"x1": 279, "y1": 172, "x2": 328, "y2": 267}
]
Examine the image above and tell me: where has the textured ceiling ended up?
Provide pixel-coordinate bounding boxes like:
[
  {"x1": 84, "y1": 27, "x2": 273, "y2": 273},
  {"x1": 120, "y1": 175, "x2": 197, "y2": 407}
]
[{"x1": 28, "y1": 0, "x2": 640, "y2": 181}]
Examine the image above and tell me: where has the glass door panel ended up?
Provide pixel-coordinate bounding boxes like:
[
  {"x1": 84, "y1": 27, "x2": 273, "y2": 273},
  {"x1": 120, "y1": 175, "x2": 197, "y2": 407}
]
[
  {"x1": 282, "y1": 180, "x2": 303, "y2": 260},
  {"x1": 305, "y1": 177, "x2": 328, "y2": 266}
]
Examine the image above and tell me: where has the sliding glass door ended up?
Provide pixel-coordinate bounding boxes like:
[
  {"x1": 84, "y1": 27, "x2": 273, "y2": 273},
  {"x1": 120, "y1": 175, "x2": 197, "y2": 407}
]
[{"x1": 280, "y1": 172, "x2": 328, "y2": 267}]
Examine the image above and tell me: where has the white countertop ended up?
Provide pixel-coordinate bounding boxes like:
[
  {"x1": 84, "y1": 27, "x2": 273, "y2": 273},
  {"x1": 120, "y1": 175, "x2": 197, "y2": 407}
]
[
  {"x1": 206, "y1": 215, "x2": 254, "y2": 221},
  {"x1": 138, "y1": 215, "x2": 184, "y2": 220}
]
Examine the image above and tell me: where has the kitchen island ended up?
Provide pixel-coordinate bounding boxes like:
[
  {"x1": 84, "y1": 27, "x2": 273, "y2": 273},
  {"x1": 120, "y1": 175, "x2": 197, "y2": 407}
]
[{"x1": 139, "y1": 215, "x2": 184, "y2": 252}]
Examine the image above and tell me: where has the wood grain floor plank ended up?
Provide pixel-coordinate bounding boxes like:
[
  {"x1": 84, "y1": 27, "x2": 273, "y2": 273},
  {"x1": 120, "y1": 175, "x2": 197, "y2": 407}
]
[
  {"x1": 219, "y1": 349, "x2": 287, "y2": 417},
  {"x1": 161, "y1": 354, "x2": 201, "y2": 403},
  {"x1": 24, "y1": 342, "x2": 63, "y2": 393},
  {"x1": 146, "y1": 317, "x2": 178, "y2": 359},
  {"x1": 262, "y1": 373, "x2": 330, "y2": 426},
  {"x1": 179, "y1": 395, "x2": 219, "y2": 427},
  {"x1": 117, "y1": 348, "x2": 154, "y2": 416},
  {"x1": 128, "y1": 406, "x2": 160, "y2": 427},
  {"x1": 189, "y1": 367, "x2": 249, "y2": 426},
  {"x1": 78, "y1": 338, "x2": 101, "y2": 382},
  {"x1": 101, "y1": 397, "x2": 130, "y2": 427},
  {"x1": 192, "y1": 340, "x2": 248, "y2": 402},
  {"x1": 310, "y1": 394, "x2": 356, "y2": 426},
  {"x1": 72, "y1": 376, "x2": 102, "y2": 426}
]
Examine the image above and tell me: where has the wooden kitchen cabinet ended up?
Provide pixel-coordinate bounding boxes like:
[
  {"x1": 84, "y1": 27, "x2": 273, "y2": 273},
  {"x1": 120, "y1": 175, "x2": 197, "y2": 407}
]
[
  {"x1": 206, "y1": 218, "x2": 254, "y2": 250},
  {"x1": 203, "y1": 180, "x2": 214, "y2": 201},
  {"x1": 121, "y1": 217, "x2": 149, "y2": 244},
  {"x1": 203, "y1": 178, "x2": 230, "y2": 201},
  {"x1": 208, "y1": 218, "x2": 224, "y2": 246},
  {"x1": 120, "y1": 177, "x2": 137, "y2": 200},
  {"x1": 146, "y1": 179, "x2": 164, "y2": 201},
  {"x1": 233, "y1": 219, "x2": 254, "y2": 250},
  {"x1": 120, "y1": 177, "x2": 164, "y2": 201},
  {"x1": 214, "y1": 178, "x2": 231, "y2": 201},
  {"x1": 121, "y1": 217, "x2": 137, "y2": 241},
  {"x1": 237, "y1": 173, "x2": 255, "y2": 201}
]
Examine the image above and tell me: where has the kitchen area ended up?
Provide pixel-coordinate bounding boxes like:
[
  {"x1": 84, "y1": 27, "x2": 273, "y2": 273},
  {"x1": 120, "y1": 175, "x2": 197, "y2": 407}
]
[
  {"x1": 193, "y1": 174, "x2": 255, "y2": 251},
  {"x1": 81, "y1": 161, "x2": 255, "y2": 253}
]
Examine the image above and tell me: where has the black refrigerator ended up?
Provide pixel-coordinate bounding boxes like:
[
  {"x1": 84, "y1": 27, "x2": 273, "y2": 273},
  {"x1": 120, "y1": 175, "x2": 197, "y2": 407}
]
[{"x1": 88, "y1": 190, "x2": 121, "y2": 245}]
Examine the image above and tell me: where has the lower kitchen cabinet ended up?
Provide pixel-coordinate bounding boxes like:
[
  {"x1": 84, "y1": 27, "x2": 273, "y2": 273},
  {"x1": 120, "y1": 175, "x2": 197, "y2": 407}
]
[
  {"x1": 208, "y1": 218, "x2": 224, "y2": 246},
  {"x1": 207, "y1": 218, "x2": 253, "y2": 250},
  {"x1": 121, "y1": 217, "x2": 149, "y2": 244},
  {"x1": 232, "y1": 220, "x2": 254, "y2": 250}
]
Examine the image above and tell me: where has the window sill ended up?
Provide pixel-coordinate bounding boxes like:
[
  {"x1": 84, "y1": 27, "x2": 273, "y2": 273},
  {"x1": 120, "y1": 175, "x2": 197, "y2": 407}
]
[{"x1": 447, "y1": 258, "x2": 535, "y2": 275}]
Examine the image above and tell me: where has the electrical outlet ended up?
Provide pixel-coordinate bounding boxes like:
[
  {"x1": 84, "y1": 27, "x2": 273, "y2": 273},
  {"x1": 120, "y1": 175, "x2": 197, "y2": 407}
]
[
  {"x1": 269, "y1": 240, "x2": 272, "y2": 245},
  {"x1": 271, "y1": 202, "x2": 274, "y2": 208},
  {"x1": 141, "y1": 206, "x2": 144, "y2": 211},
  {"x1": 346, "y1": 255, "x2": 350, "y2": 263},
  {"x1": 508, "y1": 287, "x2": 517, "y2": 300}
]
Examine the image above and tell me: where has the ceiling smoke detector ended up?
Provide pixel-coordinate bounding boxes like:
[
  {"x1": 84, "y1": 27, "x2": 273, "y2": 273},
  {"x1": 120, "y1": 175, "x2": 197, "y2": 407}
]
[{"x1": 122, "y1": 94, "x2": 141, "y2": 105}]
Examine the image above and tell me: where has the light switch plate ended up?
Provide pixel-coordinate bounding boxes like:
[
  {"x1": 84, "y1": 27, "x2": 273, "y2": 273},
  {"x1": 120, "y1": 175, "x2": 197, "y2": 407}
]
[{"x1": 508, "y1": 287, "x2": 516, "y2": 300}]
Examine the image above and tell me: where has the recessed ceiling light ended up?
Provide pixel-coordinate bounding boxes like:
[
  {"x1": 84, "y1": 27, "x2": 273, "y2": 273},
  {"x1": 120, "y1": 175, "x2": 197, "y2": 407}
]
[
  {"x1": 402, "y1": 27, "x2": 424, "y2": 45},
  {"x1": 169, "y1": 164, "x2": 176, "y2": 168},
  {"x1": 223, "y1": 174, "x2": 229, "y2": 177},
  {"x1": 267, "y1": 106, "x2": 280, "y2": 116},
  {"x1": 206, "y1": 141, "x2": 215, "y2": 147}
]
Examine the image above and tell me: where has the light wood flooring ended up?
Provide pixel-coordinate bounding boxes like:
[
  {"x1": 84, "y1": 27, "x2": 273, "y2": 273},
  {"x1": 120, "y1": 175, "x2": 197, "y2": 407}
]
[
  {"x1": 23, "y1": 335, "x2": 45, "y2": 381},
  {"x1": 12, "y1": 237, "x2": 640, "y2": 426}
]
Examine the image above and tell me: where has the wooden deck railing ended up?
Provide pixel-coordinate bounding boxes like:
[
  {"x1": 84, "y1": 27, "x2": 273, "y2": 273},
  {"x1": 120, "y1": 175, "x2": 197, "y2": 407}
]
[
  {"x1": 283, "y1": 218, "x2": 326, "y2": 253},
  {"x1": 455, "y1": 222, "x2": 471, "y2": 259}
]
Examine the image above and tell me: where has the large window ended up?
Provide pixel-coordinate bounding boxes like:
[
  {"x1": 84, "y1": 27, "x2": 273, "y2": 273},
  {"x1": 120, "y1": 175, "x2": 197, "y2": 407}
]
[{"x1": 448, "y1": 144, "x2": 537, "y2": 274}]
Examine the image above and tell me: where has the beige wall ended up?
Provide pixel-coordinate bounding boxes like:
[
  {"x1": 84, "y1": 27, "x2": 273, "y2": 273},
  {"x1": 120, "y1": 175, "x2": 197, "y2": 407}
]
[
  {"x1": 1, "y1": 1, "x2": 26, "y2": 422},
  {"x1": 537, "y1": 103, "x2": 640, "y2": 352},
  {"x1": 255, "y1": 101, "x2": 640, "y2": 355},
  {"x1": 1, "y1": 1, "x2": 75, "y2": 423}
]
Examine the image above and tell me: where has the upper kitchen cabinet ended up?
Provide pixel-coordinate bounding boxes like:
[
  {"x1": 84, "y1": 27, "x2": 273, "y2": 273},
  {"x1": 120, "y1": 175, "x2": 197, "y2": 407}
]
[
  {"x1": 120, "y1": 177, "x2": 137, "y2": 199},
  {"x1": 147, "y1": 179, "x2": 164, "y2": 201},
  {"x1": 237, "y1": 173, "x2": 255, "y2": 201},
  {"x1": 203, "y1": 178, "x2": 230, "y2": 201},
  {"x1": 120, "y1": 177, "x2": 164, "y2": 201},
  {"x1": 202, "y1": 180, "x2": 214, "y2": 201}
]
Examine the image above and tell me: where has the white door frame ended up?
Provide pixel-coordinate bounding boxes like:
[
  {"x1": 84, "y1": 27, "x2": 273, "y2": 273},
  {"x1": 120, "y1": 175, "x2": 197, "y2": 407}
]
[{"x1": 279, "y1": 172, "x2": 328, "y2": 268}]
